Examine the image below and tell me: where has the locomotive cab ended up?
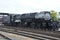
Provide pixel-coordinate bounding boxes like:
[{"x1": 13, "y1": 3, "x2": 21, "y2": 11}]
[{"x1": 14, "y1": 15, "x2": 21, "y2": 26}]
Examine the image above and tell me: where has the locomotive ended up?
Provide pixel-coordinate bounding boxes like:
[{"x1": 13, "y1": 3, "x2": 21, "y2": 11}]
[
  {"x1": 2, "y1": 11, "x2": 58, "y2": 31},
  {"x1": 21, "y1": 11, "x2": 52, "y2": 30}
]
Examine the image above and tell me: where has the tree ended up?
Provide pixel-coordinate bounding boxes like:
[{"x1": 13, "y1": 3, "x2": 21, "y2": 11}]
[
  {"x1": 50, "y1": 10, "x2": 58, "y2": 21},
  {"x1": 58, "y1": 12, "x2": 60, "y2": 21},
  {"x1": 59, "y1": 12, "x2": 60, "y2": 15}
]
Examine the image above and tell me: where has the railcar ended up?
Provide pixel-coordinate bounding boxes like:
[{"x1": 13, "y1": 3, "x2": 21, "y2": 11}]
[{"x1": 2, "y1": 14, "x2": 16, "y2": 26}]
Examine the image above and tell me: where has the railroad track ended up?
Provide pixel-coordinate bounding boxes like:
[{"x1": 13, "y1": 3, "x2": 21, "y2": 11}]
[
  {"x1": 0, "y1": 26, "x2": 60, "y2": 40},
  {"x1": 0, "y1": 25, "x2": 60, "y2": 38},
  {"x1": 0, "y1": 33, "x2": 11, "y2": 40}
]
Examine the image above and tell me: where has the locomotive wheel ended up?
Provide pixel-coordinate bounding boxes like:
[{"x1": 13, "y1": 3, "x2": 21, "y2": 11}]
[
  {"x1": 4, "y1": 23, "x2": 8, "y2": 26},
  {"x1": 35, "y1": 23, "x2": 41, "y2": 29},
  {"x1": 30, "y1": 22, "x2": 35, "y2": 29}
]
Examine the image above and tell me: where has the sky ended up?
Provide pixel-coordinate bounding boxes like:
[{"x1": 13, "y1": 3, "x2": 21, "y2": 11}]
[{"x1": 0, "y1": 0, "x2": 60, "y2": 14}]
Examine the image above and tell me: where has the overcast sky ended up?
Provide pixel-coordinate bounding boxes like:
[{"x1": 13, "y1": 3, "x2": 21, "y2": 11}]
[{"x1": 0, "y1": 0, "x2": 60, "y2": 14}]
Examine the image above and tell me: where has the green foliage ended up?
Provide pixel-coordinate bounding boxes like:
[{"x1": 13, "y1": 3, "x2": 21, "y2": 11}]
[
  {"x1": 58, "y1": 18, "x2": 60, "y2": 21},
  {"x1": 58, "y1": 12, "x2": 60, "y2": 21},
  {"x1": 59, "y1": 12, "x2": 60, "y2": 15},
  {"x1": 50, "y1": 10, "x2": 58, "y2": 21},
  {"x1": 58, "y1": 18, "x2": 60, "y2": 20}
]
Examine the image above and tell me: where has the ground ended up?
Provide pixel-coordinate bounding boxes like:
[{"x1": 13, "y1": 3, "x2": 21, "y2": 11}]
[{"x1": 0, "y1": 31, "x2": 37, "y2": 40}]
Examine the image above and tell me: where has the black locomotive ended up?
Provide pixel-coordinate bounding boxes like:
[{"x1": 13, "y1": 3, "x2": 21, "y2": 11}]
[{"x1": 2, "y1": 11, "x2": 59, "y2": 31}]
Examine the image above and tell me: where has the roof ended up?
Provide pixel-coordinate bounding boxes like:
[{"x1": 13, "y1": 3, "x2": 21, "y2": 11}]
[{"x1": 0, "y1": 13, "x2": 9, "y2": 15}]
